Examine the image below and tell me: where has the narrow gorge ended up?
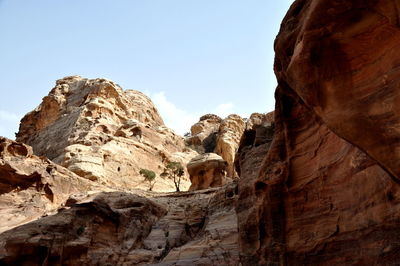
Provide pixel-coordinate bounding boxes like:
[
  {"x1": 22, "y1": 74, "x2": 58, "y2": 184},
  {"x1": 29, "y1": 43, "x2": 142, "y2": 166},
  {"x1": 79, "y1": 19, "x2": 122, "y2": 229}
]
[{"x1": 1, "y1": 0, "x2": 400, "y2": 265}]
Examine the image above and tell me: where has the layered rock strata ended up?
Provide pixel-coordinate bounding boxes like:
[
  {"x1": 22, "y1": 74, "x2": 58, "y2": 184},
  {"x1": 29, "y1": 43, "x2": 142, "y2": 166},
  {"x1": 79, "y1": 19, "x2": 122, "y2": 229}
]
[
  {"x1": 237, "y1": 0, "x2": 400, "y2": 265},
  {"x1": 0, "y1": 183, "x2": 240, "y2": 265},
  {"x1": 16, "y1": 76, "x2": 197, "y2": 192},
  {"x1": 0, "y1": 137, "x2": 104, "y2": 234},
  {"x1": 187, "y1": 153, "x2": 228, "y2": 191}
]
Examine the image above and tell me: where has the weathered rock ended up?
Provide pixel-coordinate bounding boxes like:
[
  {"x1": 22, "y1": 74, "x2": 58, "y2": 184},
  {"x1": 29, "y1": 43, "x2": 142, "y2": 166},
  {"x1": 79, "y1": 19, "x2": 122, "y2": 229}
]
[
  {"x1": 0, "y1": 192, "x2": 167, "y2": 265},
  {"x1": 187, "y1": 114, "x2": 245, "y2": 179},
  {"x1": 187, "y1": 153, "x2": 228, "y2": 191},
  {"x1": 235, "y1": 112, "x2": 274, "y2": 180},
  {"x1": 0, "y1": 137, "x2": 104, "y2": 234},
  {"x1": 16, "y1": 76, "x2": 197, "y2": 192},
  {"x1": 215, "y1": 114, "x2": 246, "y2": 178},
  {"x1": 186, "y1": 114, "x2": 222, "y2": 153},
  {"x1": 237, "y1": 0, "x2": 400, "y2": 265},
  {"x1": 0, "y1": 184, "x2": 240, "y2": 265}
]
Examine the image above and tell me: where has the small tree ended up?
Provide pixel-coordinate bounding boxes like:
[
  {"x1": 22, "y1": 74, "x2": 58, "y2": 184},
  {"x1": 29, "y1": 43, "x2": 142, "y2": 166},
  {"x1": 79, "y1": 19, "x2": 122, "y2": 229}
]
[
  {"x1": 139, "y1": 168, "x2": 156, "y2": 191},
  {"x1": 160, "y1": 161, "x2": 184, "y2": 192}
]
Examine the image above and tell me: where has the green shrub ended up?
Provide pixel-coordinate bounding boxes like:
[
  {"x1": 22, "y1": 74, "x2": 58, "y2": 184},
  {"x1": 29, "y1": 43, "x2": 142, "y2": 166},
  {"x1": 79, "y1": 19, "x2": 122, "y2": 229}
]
[{"x1": 139, "y1": 168, "x2": 157, "y2": 191}]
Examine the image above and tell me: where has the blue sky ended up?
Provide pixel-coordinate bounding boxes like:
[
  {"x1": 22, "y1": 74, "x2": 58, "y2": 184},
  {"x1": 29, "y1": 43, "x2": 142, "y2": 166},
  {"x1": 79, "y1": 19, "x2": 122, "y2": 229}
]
[{"x1": 0, "y1": 0, "x2": 293, "y2": 138}]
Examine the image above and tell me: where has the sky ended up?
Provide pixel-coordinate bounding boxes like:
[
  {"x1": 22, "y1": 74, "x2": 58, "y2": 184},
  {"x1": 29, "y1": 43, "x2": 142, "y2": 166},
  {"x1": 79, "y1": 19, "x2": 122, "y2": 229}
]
[{"x1": 0, "y1": 0, "x2": 293, "y2": 138}]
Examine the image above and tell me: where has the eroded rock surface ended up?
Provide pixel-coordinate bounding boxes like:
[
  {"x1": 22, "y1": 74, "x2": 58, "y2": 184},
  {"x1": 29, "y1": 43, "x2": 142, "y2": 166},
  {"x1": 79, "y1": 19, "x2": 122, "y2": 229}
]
[
  {"x1": 16, "y1": 76, "x2": 197, "y2": 192},
  {"x1": 237, "y1": 0, "x2": 400, "y2": 265},
  {"x1": 0, "y1": 137, "x2": 103, "y2": 234},
  {"x1": 186, "y1": 114, "x2": 223, "y2": 153},
  {"x1": 187, "y1": 153, "x2": 228, "y2": 191},
  {"x1": 187, "y1": 114, "x2": 245, "y2": 178},
  {"x1": 0, "y1": 184, "x2": 240, "y2": 265},
  {"x1": 235, "y1": 112, "x2": 274, "y2": 181},
  {"x1": 215, "y1": 114, "x2": 245, "y2": 178}
]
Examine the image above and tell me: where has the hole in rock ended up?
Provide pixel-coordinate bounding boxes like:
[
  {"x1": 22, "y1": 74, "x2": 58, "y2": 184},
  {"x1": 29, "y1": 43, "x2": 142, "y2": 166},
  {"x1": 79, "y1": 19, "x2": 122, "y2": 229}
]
[
  {"x1": 387, "y1": 191, "x2": 395, "y2": 201},
  {"x1": 226, "y1": 190, "x2": 234, "y2": 198},
  {"x1": 255, "y1": 182, "x2": 268, "y2": 193}
]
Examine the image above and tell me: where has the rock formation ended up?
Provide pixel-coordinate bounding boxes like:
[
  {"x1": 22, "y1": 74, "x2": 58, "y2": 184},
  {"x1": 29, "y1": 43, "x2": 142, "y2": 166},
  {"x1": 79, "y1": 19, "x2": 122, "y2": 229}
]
[
  {"x1": 235, "y1": 112, "x2": 274, "y2": 181},
  {"x1": 3, "y1": 0, "x2": 400, "y2": 264},
  {"x1": 16, "y1": 76, "x2": 197, "y2": 192},
  {"x1": 186, "y1": 114, "x2": 223, "y2": 153},
  {"x1": 0, "y1": 137, "x2": 106, "y2": 234},
  {"x1": 188, "y1": 114, "x2": 245, "y2": 178},
  {"x1": 187, "y1": 153, "x2": 228, "y2": 191},
  {"x1": 215, "y1": 114, "x2": 246, "y2": 178},
  {"x1": 0, "y1": 182, "x2": 240, "y2": 265},
  {"x1": 237, "y1": 0, "x2": 400, "y2": 265}
]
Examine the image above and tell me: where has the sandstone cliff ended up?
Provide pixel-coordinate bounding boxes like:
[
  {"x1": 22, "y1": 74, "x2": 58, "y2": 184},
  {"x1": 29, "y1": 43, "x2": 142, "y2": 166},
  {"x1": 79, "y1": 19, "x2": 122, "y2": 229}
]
[
  {"x1": 0, "y1": 137, "x2": 111, "y2": 234},
  {"x1": 16, "y1": 76, "x2": 197, "y2": 192},
  {"x1": 237, "y1": 0, "x2": 400, "y2": 264}
]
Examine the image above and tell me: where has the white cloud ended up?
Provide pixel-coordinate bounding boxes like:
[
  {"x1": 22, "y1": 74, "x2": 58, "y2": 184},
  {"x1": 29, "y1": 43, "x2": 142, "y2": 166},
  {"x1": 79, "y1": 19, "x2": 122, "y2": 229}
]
[
  {"x1": 214, "y1": 102, "x2": 234, "y2": 118},
  {"x1": 151, "y1": 92, "x2": 199, "y2": 135},
  {"x1": 148, "y1": 92, "x2": 240, "y2": 136}
]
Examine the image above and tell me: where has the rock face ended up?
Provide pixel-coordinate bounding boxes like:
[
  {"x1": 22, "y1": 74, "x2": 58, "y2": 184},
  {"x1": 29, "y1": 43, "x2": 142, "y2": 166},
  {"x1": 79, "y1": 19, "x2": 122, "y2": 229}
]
[
  {"x1": 16, "y1": 76, "x2": 197, "y2": 192},
  {"x1": 235, "y1": 112, "x2": 274, "y2": 181},
  {"x1": 0, "y1": 184, "x2": 240, "y2": 265},
  {"x1": 188, "y1": 114, "x2": 245, "y2": 178},
  {"x1": 186, "y1": 114, "x2": 223, "y2": 153},
  {"x1": 0, "y1": 137, "x2": 106, "y2": 234},
  {"x1": 187, "y1": 153, "x2": 228, "y2": 191},
  {"x1": 237, "y1": 0, "x2": 400, "y2": 265},
  {"x1": 215, "y1": 114, "x2": 246, "y2": 178}
]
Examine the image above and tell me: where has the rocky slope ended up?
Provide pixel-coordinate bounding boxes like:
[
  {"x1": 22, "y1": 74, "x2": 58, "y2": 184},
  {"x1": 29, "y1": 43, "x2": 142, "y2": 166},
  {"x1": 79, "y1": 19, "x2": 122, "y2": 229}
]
[
  {"x1": 0, "y1": 154, "x2": 240, "y2": 265},
  {"x1": 237, "y1": 0, "x2": 400, "y2": 265},
  {"x1": 16, "y1": 76, "x2": 197, "y2": 192},
  {"x1": 0, "y1": 137, "x2": 106, "y2": 234}
]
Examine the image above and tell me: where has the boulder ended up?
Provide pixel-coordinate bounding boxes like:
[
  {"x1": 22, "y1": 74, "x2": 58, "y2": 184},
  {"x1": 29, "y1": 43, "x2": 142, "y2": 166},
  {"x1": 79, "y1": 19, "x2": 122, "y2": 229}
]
[{"x1": 187, "y1": 153, "x2": 228, "y2": 191}]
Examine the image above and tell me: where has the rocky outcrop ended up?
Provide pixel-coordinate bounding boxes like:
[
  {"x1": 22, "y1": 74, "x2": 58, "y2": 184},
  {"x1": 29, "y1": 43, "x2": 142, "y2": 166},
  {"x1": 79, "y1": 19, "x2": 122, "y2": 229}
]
[
  {"x1": 187, "y1": 153, "x2": 228, "y2": 191},
  {"x1": 188, "y1": 114, "x2": 245, "y2": 178},
  {"x1": 0, "y1": 137, "x2": 104, "y2": 234},
  {"x1": 16, "y1": 76, "x2": 197, "y2": 192},
  {"x1": 215, "y1": 114, "x2": 245, "y2": 178},
  {"x1": 235, "y1": 112, "x2": 274, "y2": 180},
  {"x1": 237, "y1": 0, "x2": 400, "y2": 265},
  {"x1": 0, "y1": 183, "x2": 240, "y2": 265},
  {"x1": 186, "y1": 114, "x2": 222, "y2": 153},
  {"x1": 0, "y1": 192, "x2": 167, "y2": 265}
]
